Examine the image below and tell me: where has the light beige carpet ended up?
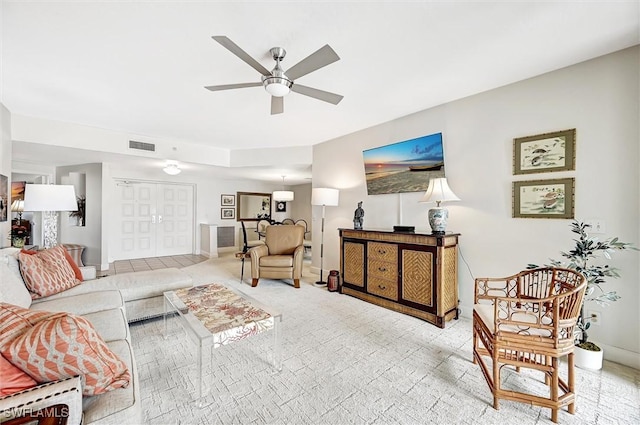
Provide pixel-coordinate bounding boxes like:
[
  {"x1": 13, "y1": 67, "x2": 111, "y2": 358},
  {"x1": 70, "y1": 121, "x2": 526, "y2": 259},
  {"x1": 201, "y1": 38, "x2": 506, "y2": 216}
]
[{"x1": 130, "y1": 255, "x2": 639, "y2": 424}]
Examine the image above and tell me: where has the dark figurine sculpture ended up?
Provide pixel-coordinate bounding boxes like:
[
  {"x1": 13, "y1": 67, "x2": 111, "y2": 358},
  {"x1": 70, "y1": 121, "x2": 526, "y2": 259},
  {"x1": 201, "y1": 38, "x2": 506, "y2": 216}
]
[{"x1": 353, "y1": 201, "x2": 364, "y2": 230}]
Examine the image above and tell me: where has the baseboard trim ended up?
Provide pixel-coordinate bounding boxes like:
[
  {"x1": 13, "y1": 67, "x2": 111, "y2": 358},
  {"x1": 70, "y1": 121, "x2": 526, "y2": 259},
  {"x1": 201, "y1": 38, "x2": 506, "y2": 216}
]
[{"x1": 598, "y1": 342, "x2": 640, "y2": 370}]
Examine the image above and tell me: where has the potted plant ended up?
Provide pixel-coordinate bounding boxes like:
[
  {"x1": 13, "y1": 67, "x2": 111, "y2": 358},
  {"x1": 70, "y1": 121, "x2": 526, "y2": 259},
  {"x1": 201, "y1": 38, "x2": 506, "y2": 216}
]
[
  {"x1": 10, "y1": 223, "x2": 29, "y2": 248},
  {"x1": 69, "y1": 195, "x2": 86, "y2": 226},
  {"x1": 528, "y1": 220, "x2": 637, "y2": 370}
]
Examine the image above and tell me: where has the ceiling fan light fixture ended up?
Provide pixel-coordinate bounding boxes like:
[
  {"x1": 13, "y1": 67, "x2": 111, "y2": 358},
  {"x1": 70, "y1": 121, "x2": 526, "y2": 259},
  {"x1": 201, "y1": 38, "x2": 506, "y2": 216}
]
[
  {"x1": 263, "y1": 77, "x2": 292, "y2": 97},
  {"x1": 163, "y1": 160, "x2": 182, "y2": 175}
]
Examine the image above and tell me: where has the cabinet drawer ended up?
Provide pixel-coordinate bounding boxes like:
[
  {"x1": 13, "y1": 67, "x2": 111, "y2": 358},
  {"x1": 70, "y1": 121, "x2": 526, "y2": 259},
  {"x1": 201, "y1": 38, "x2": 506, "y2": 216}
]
[
  {"x1": 367, "y1": 259, "x2": 397, "y2": 281},
  {"x1": 368, "y1": 242, "x2": 397, "y2": 262},
  {"x1": 367, "y1": 276, "x2": 398, "y2": 301}
]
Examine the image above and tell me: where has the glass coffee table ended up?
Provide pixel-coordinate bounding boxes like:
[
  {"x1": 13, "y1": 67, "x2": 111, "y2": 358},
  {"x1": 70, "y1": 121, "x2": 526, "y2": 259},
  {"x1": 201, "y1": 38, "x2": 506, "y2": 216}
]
[{"x1": 163, "y1": 283, "x2": 282, "y2": 405}]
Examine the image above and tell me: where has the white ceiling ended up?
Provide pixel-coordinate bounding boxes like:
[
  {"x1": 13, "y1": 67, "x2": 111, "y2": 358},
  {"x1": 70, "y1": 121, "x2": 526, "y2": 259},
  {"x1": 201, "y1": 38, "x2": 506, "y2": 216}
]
[{"x1": 2, "y1": 1, "x2": 639, "y2": 182}]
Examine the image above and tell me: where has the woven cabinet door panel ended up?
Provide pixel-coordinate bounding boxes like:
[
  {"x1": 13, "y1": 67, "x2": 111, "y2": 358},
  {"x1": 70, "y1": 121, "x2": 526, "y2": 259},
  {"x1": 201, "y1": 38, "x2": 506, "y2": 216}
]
[
  {"x1": 401, "y1": 249, "x2": 433, "y2": 307},
  {"x1": 343, "y1": 241, "x2": 365, "y2": 287},
  {"x1": 441, "y1": 247, "x2": 458, "y2": 313}
]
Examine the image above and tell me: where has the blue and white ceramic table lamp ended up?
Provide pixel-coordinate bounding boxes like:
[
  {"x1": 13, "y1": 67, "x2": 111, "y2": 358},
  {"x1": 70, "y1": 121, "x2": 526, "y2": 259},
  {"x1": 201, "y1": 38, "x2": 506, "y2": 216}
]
[{"x1": 419, "y1": 178, "x2": 460, "y2": 235}]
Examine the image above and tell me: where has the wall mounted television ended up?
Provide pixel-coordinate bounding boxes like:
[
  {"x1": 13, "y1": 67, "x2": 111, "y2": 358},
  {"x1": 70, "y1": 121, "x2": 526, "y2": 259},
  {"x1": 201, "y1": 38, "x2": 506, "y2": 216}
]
[{"x1": 363, "y1": 132, "x2": 445, "y2": 195}]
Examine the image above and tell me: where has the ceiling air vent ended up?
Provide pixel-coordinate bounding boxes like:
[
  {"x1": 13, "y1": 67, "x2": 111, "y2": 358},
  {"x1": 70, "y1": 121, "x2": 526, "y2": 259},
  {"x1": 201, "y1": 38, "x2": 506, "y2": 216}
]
[{"x1": 129, "y1": 140, "x2": 155, "y2": 152}]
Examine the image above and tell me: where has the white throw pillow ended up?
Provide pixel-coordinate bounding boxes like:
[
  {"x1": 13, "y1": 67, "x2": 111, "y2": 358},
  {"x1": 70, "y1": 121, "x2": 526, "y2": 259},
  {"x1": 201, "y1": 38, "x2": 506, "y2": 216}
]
[{"x1": 0, "y1": 249, "x2": 32, "y2": 308}]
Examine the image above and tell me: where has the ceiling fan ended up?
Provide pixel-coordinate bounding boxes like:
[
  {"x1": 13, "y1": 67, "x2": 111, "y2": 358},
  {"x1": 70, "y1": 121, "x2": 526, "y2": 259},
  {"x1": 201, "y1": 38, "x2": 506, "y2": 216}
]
[{"x1": 205, "y1": 36, "x2": 343, "y2": 115}]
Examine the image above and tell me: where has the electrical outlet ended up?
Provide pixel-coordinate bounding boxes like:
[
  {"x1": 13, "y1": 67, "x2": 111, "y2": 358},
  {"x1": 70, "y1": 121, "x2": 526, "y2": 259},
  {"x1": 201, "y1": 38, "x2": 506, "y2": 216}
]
[
  {"x1": 589, "y1": 311, "x2": 601, "y2": 326},
  {"x1": 584, "y1": 219, "x2": 606, "y2": 234}
]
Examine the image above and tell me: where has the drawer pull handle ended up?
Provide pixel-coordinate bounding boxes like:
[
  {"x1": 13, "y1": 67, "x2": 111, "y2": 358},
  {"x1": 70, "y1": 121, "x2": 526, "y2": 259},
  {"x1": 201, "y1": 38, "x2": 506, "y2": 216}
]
[
  {"x1": 378, "y1": 285, "x2": 386, "y2": 290},
  {"x1": 378, "y1": 267, "x2": 387, "y2": 272},
  {"x1": 378, "y1": 249, "x2": 386, "y2": 255}
]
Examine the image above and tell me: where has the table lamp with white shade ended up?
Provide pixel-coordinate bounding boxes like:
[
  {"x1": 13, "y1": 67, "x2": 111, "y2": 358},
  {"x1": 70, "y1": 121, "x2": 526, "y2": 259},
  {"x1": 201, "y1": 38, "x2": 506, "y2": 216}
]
[
  {"x1": 419, "y1": 178, "x2": 460, "y2": 234},
  {"x1": 11, "y1": 200, "x2": 24, "y2": 221},
  {"x1": 23, "y1": 184, "x2": 78, "y2": 249},
  {"x1": 311, "y1": 187, "x2": 339, "y2": 285}
]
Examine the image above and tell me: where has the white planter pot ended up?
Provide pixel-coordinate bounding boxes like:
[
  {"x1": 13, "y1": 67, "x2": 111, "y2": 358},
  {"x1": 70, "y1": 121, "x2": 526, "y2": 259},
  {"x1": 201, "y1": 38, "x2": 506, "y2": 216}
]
[{"x1": 574, "y1": 344, "x2": 603, "y2": 370}]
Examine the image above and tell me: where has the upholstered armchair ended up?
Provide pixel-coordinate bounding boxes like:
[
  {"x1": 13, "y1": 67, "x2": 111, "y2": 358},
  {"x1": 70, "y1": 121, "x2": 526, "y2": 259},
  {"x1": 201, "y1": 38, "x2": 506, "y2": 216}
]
[
  {"x1": 249, "y1": 225, "x2": 305, "y2": 288},
  {"x1": 473, "y1": 267, "x2": 586, "y2": 423}
]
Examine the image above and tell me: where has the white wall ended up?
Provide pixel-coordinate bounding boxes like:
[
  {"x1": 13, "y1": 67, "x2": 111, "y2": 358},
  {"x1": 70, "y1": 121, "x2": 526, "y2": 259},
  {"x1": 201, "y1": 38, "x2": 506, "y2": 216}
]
[
  {"x1": 0, "y1": 104, "x2": 11, "y2": 242},
  {"x1": 57, "y1": 163, "x2": 103, "y2": 266},
  {"x1": 312, "y1": 46, "x2": 639, "y2": 368}
]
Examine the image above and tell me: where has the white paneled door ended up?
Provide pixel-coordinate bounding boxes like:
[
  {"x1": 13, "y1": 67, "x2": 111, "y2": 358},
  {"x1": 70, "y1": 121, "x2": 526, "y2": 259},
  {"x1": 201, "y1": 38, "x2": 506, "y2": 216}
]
[{"x1": 112, "y1": 181, "x2": 194, "y2": 260}]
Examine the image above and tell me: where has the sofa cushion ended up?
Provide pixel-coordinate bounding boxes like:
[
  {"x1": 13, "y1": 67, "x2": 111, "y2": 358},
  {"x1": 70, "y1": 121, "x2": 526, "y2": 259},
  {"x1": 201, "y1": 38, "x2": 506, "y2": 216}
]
[
  {"x1": 0, "y1": 253, "x2": 32, "y2": 308},
  {"x1": 1, "y1": 311, "x2": 131, "y2": 396},
  {"x1": 18, "y1": 246, "x2": 81, "y2": 299},
  {"x1": 31, "y1": 290, "x2": 124, "y2": 317},
  {"x1": 92, "y1": 268, "x2": 193, "y2": 301},
  {"x1": 0, "y1": 353, "x2": 37, "y2": 396}
]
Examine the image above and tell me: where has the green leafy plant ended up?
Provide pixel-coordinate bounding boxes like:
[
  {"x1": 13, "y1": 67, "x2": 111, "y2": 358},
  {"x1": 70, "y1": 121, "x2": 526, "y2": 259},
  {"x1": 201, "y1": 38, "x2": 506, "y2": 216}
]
[
  {"x1": 528, "y1": 220, "x2": 637, "y2": 348},
  {"x1": 69, "y1": 196, "x2": 86, "y2": 226}
]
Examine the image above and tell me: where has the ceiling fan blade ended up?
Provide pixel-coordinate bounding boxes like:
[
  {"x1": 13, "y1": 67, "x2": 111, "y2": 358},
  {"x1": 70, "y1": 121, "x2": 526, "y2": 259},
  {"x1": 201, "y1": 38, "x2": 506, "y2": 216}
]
[
  {"x1": 204, "y1": 82, "x2": 262, "y2": 92},
  {"x1": 285, "y1": 45, "x2": 340, "y2": 81},
  {"x1": 291, "y1": 84, "x2": 343, "y2": 105},
  {"x1": 271, "y1": 96, "x2": 284, "y2": 115},
  {"x1": 212, "y1": 36, "x2": 271, "y2": 77}
]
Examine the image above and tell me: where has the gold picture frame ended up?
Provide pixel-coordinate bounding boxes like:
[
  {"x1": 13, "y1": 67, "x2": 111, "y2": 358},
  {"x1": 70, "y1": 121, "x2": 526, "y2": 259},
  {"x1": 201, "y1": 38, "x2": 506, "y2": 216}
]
[
  {"x1": 513, "y1": 129, "x2": 576, "y2": 175},
  {"x1": 512, "y1": 178, "x2": 575, "y2": 219}
]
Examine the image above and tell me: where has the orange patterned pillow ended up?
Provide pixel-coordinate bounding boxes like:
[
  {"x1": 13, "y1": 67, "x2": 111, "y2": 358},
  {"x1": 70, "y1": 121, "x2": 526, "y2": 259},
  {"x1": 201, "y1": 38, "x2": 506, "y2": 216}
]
[
  {"x1": 1, "y1": 313, "x2": 131, "y2": 396},
  {"x1": 18, "y1": 246, "x2": 81, "y2": 299},
  {"x1": 0, "y1": 303, "x2": 62, "y2": 348}
]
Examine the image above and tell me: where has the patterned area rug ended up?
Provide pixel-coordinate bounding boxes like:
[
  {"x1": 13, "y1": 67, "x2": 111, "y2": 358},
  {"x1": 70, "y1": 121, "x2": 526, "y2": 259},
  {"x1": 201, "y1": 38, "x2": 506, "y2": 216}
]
[{"x1": 130, "y1": 258, "x2": 639, "y2": 424}]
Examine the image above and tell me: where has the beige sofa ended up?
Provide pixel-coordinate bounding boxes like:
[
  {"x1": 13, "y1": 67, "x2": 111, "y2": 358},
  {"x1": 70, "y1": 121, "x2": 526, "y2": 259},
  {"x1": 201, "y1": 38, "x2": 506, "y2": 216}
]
[{"x1": 0, "y1": 247, "x2": 194, "y2": 424}]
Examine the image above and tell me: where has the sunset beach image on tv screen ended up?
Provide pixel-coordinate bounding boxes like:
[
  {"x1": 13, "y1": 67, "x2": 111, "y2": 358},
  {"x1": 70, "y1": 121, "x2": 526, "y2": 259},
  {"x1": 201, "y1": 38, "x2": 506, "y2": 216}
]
[{"x1": 363, "y1": 132, "x2": 445, "y2": 195}]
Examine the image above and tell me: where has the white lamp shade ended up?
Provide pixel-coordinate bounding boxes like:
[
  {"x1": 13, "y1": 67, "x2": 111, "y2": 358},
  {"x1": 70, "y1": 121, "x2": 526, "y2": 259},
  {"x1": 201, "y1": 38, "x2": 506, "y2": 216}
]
[
  {"x1": 23, "y1": 184, "x2": 78, "y2": 212},
  {"x1": 273, "y1": 190, "x2": 294, "y2": 202},
  {"x1": 419, "y1": 178, "x2": 460, "y2": 204},
  {"x1": 312, "y1": 188, "x2": 339, "y2": 206},
  {"x1": 11, "y1": 200, "x2": 24, "y2": 212},
  {"x1": 265, "y1": 82, "x2": 290, "y2": 97}
]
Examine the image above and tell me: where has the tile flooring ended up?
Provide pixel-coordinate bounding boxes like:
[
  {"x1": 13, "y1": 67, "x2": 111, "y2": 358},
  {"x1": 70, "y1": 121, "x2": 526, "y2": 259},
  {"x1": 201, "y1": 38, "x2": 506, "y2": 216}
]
[{"x1": 98, "y1": 254, "x2": 209, "y2": 277}]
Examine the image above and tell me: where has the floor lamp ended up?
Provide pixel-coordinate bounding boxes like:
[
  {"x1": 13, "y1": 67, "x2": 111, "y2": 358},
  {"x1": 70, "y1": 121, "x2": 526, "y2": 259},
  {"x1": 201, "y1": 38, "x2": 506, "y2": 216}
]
[
  {"x1": 23, "y1": 184, "x2": 78, "y2": 249},
  {"x1": 311, "y1": 187, "x2": 339, "y2": 285}
]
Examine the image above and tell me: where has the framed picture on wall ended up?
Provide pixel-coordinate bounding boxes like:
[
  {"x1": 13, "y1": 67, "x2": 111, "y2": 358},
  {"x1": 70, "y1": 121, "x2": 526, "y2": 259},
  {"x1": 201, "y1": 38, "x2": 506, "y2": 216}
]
[
  {"x1": 0, "y1": 174, "x2": 7, "y2": 222},
  {"x1": 512, "y1": 178, "x2": 575, "y2": 219},
  {"x1": 221, "y1": 207, "x2": 235, "y2": 220},
  {"x1": 221, "y1": 194, "x2": 235, "y2": 206},
  {"x1": 11, "y1": 181, "x2": 26, "y2": 203},
  {"x1": 513, "y1": 129, "x2": 576, "y2": 175},
  {"x1": 275, "y1": 201, "x2": 286, "y2": 212}
]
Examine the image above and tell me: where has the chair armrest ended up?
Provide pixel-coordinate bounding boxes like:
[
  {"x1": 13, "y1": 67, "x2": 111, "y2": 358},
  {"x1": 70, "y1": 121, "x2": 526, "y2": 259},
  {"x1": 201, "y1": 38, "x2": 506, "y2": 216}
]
[
  {"x1": 0, "y1": 376, "x2": 83, "y2": 425},
  {"x1": 474, "y1": 275, "x2": 518, "y2": 304}
]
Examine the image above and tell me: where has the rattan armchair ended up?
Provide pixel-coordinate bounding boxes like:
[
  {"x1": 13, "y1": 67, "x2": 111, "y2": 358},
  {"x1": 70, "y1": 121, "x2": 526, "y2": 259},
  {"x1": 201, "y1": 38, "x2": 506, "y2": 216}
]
[{"x1": 473, "y1": 267, "x2": 586, "y2": 423}]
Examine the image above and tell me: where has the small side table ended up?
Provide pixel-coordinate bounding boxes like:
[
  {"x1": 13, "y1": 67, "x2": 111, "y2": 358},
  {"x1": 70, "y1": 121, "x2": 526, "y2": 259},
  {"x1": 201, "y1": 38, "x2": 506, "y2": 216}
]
[{"x1": 62, "y1": 243, "x2": 85, "y2": 267}]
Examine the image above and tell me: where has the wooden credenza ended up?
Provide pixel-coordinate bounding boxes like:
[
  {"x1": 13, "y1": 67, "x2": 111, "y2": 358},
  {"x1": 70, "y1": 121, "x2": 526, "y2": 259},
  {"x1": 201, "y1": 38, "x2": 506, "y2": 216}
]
[{"x1": 339, "y1": 229, "x2": 460, "y2": 328}]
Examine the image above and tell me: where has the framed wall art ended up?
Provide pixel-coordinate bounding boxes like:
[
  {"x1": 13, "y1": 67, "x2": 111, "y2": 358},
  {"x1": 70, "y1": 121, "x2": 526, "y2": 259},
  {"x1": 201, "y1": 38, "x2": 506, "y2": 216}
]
[
  {"x1": 275, "y1": 201, "x2": 286, "y2": 212},
  {"x1": 11, "y1": 181, "x2": 26, "y2": 203},
  {"x1": 221, "y1": 194, "x2": 235, "y2": 207},
  {"x1": 513, "y1": 128, "x2": 576, "y2": 175},
  {"x1": 221, "y1": 207, "x2": 235, "y2": 220},
  {"x1": 513, "y1": 178, "x2": 575, "y2": 219},
  {"x1": 0, "y1": 174, "x2": 7, "y2": 222}
]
